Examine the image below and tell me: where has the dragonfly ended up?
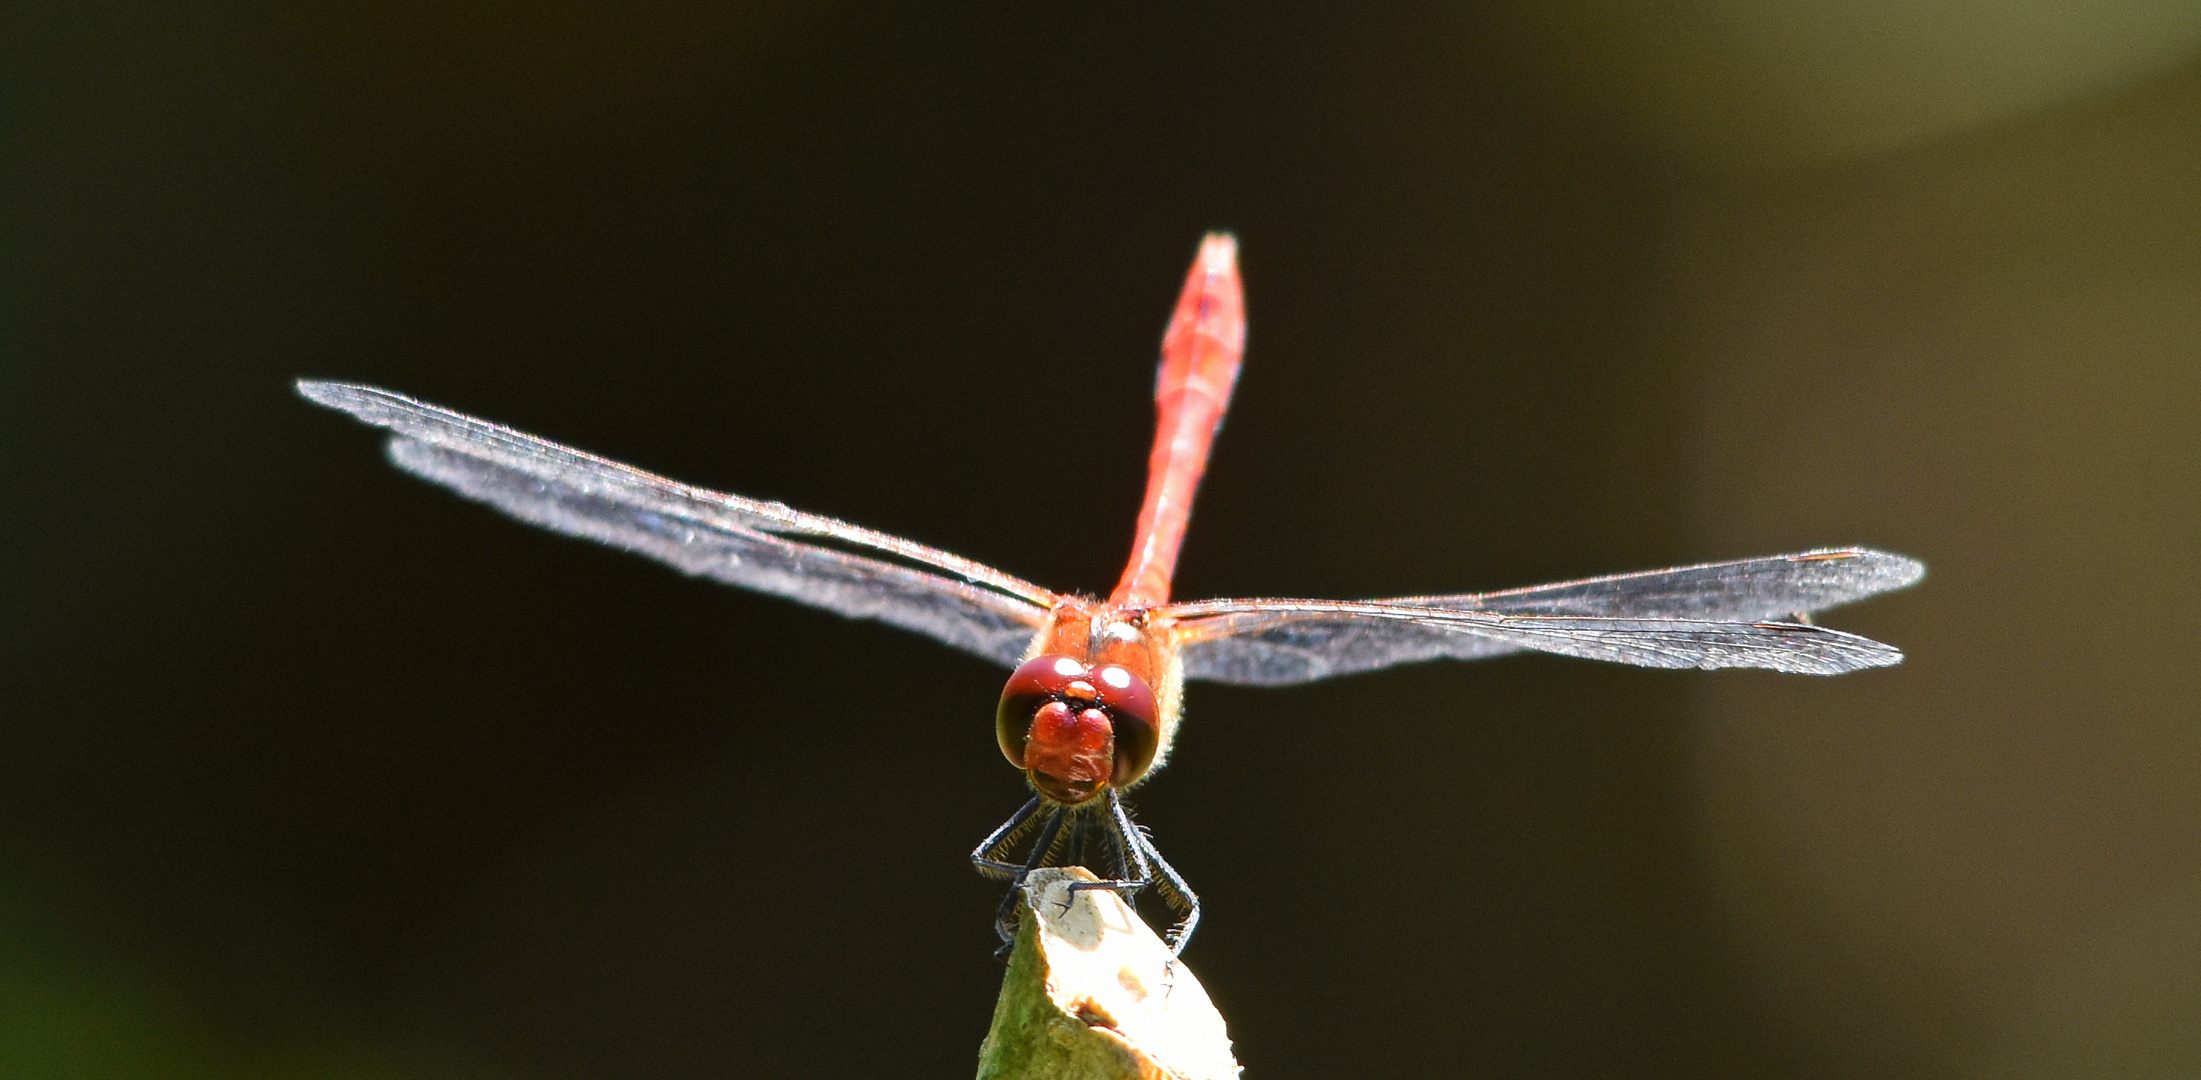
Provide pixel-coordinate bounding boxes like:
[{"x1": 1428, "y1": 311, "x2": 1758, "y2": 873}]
[{"x1": 297, "y1": 234, "x2": 1923, "y2": 957}]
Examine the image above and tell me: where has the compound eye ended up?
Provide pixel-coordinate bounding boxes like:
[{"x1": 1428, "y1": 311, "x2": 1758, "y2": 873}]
[
  {"x1": 997, "y1": 655, "x2": 1089, "y2": 767},
  {"x1": 1094, "y1": 665, "x2": 1160, "y2": 787}
]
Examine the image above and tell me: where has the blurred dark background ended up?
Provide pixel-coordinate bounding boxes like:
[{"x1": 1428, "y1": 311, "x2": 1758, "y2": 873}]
[{"x1": 6, "y1": 2, "x2": 2199, "y2": 1077}]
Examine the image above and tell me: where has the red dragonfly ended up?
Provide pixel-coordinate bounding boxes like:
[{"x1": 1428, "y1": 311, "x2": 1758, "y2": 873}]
[{"x1": 298, "y1": 235, "x2": 1921, "y2": 956}]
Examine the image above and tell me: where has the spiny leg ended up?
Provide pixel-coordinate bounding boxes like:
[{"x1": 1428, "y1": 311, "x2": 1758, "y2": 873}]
[
  {"x1": 1133, "y1": 824, "x2": 1200, "y2": 958},
  {"x1": 1062, "y1": 794, "x2": 1198, "y2": 956},
  {"x1": 1065, "y1": 791, "x2": 1154, "y2": 907},
  {"x1": 987, "y1": 806, "x2": 1068, "y2": 956},
  {"x1": 1065, "y1": 810, "x2": 1087, "y2": 869},
  {"x1": 970, "y1": 796, "x2": 1043, "y2": 880}
]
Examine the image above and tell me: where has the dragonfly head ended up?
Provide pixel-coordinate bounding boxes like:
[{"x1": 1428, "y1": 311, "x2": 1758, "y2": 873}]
[{"x1": 996, "y1": 654, "x2": 1160, "y2": 805}]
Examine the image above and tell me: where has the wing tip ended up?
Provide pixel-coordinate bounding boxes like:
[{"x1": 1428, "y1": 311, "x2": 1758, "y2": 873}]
[
  {"x1": 1850, "y1": 644, "x2": 1907, "y2": 672},
  {"x1": 1885, "y1": 554, "x2": 1927, "y2": 589},
  {"x1": 1818, "y1": 634, "x2": 1906, "y2": 674},
  {"x1": 1792, "y1": 546, "x2": 1928, "y2": 591},
  {"x1": 1752, "y1": 647, "x2": 1905, "y2": 676},
  {"x1": 1741, "y1": 620, "x2": 1908, "y2": 674},
  {"x1": 295, "y1": 377, "x2": 346, "y2": 405},
  {"x1": 294, "y1": 378, "x2": 393, "y2": 420}
]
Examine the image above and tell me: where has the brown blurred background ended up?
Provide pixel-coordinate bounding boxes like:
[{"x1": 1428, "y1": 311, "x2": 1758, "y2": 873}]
[{"x1": 5, "y1": 3, "x2": 2198, "y2": 1077}]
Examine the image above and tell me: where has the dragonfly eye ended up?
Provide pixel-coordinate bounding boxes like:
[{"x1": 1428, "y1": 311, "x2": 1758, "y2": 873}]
[
  {"x1": 997, "y1": 655, "x2": 1087, "y2": 768},
  {"x1": 1095, "y1": 665, "x2": 1159, "y2": 788}
]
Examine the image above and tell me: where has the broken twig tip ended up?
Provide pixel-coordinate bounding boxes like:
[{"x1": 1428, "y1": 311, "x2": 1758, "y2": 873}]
[{"x1": 977, "y1": 867, "x2": 1240, "y2": 1080}]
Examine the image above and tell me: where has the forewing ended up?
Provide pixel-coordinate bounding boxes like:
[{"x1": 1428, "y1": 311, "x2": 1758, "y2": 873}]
[
  {"x1": 1172, "y1": 550, "x2": 1921, "y2": 685},
  {"x1": 1446, "y1": 549, "x2": 1923, "y2": 619},
  {"x1": 298, "y1": 381, "x2": 1054, "y2": 667}
]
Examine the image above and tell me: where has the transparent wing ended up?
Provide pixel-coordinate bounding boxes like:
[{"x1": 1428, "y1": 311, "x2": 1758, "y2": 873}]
[
  {"x1": 1170, "y1": 550, "x2": 1922, "y2": 685},
  {"x1": 1426, "y1": 549, "x2": 1924, "y2": 620},
  {"x1": 297, "y1": 381, "x2": 1055, "y2": 667}
]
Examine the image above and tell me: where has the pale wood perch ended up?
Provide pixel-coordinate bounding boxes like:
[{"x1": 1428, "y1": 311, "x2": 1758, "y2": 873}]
[{"x1": 976, "y1": 867, "x2": 1240, "y2": 1079}]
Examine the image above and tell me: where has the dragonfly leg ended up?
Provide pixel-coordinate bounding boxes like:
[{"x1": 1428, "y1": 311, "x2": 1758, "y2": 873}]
[
  {"x1": 986, "y1": 805, "x2": 1068, "y2": 956},
  {"x1": 1067, "y1": 793, "x2": 1201, "y2": 957},
  {"x1": 970, "y1": 796, "x2": 1043, "y2": 880},
  {"x1": 1065, "y1": 810, "x2": 1087, "y2": 869},
  {"x1": 1137, "y1": 827, "x2": 1200, "y2": 958},
  {"x1": 1064, "y1": 791, "x2": 1153, "y2": 905}
]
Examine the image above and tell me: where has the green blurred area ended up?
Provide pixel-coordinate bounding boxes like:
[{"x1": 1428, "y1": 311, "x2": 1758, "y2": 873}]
[
  {"x1": 1487, "y1": 0, "x2": 2201, "y2": 163},
  {"x1": 0, "y1": 856, "x2": 473, "y2": 1080}
]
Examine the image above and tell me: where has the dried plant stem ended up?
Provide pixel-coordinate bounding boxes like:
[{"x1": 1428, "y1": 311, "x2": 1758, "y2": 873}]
[{"x1": 976, "y1": 867, "x2": 1240, "y2": 1080}]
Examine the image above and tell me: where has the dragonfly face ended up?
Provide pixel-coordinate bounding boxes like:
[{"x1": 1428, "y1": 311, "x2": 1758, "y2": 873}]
[
  {"x1": 996, "y1": 654, "x2": 1156, "y2": 803},
  {"x1": 997, "y1": 599, "x2": 1180, "y2": 804}
]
